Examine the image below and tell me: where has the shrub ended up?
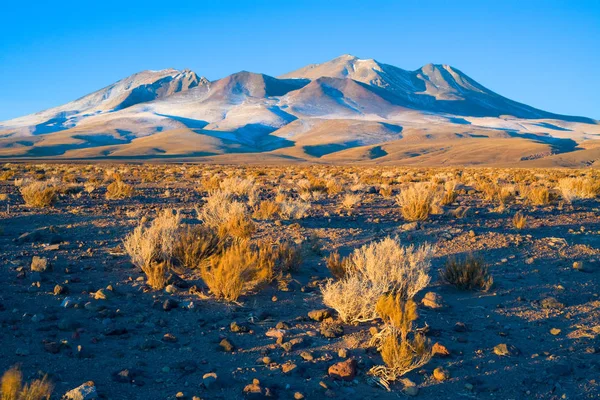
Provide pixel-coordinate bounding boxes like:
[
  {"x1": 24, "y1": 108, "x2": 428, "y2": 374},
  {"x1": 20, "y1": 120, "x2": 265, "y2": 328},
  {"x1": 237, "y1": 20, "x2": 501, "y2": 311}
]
[
  {"x1": 220, "y1": 177, "x2": 255, "y2": 196},
  {"x1": 379, "y1": 185, "x2": 393, "y2": 198},
  {"x1": 341, "y1": 193, "x2": 362, "y2": 210},
  {"x1": 513, "y1": 212, "x2": 526, "y2": 230},
  {"x1": 20, "y1": 181, "x2": 57, "y2": 208},
  {"x1": 201, "y1": 241, "x2": 272, "y2": 301},
  {"x1": 173, "y1": 224, "x2": 222, "y2": 270},
  {"x1": 369, "y1": 332, "x2": 432, "y2": 382},
  {"x1": 375, "y1": 294, "x2": 418, "y2": 340},
  {"x1": 522, "y1": 185, "x2": 551, "y2": 205},
  {"x1": 106, "y1": 179, "x2": 134, "y2": 200},
  {"x1": 440, "y1": 254, "x2": 493, "y2": 291},
  {"x1": 325, "y1": 252, "x2": 350, "y2": 279},
  {"x1": 123, "y1": 209, "x2": 181, "y2": 289},
  {"x1": 279, "y1": 199, "x2": 311, "y2": 220},
  {"x1": 558, "y1": 178, "x2": 600, "y2": 203},
  {"x1": 197, "y1": 191, "x2": 255, "y2": 239},
  {"x1": 252, "y1": 200, "x2": 279, "y2": 220},
  {"x1": 321, "y1": 237, "x2": 433, "y2": 323},
  {"x1": 440, "y1": 181, "x2": 458, "y2": 205},
  {"x1": 1, "y1": 366, "x2": 53, "y2": 400},
  {"x1": 395, "y1": 183, "x2": 439, "y2": 221}
]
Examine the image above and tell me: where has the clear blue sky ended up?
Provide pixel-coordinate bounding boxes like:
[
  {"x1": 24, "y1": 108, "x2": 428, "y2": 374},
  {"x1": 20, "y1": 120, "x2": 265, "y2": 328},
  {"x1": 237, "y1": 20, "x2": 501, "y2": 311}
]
[{"x1": 1, "y1": 0, "x2": 598, "y2": 120}]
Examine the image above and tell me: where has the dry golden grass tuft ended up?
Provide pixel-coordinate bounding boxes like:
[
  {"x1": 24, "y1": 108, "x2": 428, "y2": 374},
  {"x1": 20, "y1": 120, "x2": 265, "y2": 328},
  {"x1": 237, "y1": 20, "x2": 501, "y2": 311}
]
[
  {"x1": 395, "y1": 183, "x2": 439, "y2": 221},
  {"x1": 252, "y1": 200, "x2": 281, "y2": 220},
  {"x1": 173, "y1": 224, "x2": 222, "y2": 270},
  {"x1": 522, "y1": 185, "x2": 551, "y2": 205},
  {"x1": 201, "y1": 241, "x2": 272, "y2": 302},
  {"x1": 105, "y1": 179, "x2": 134, "y2": 200},
  {"x1": 124, "y1": 209, "x2": 182, "y2": 290},
  {"x1": 440, "y1": 254, "x2": 493, "y2": 291},
  {"x1": 369, "y1": 332, "x2": 432, "y2": 382},
  {"x1": 197, "y1": 191, "x2": 255, "y2": 239},
  {"x1": 1, "y1": 366, "x2": 53, "y2": 400},
  {"x1": 376, "y1": 294, "x2": 418, "y2": 340},
  {"x1": 558, "y1": 177, "x2": 600, "y2": 203},
  {"x1": 325, "y1": 252, "x2": 350, "y2": 280},
  {"x1": 513, "y1": 212, "x2": 527, "y2": 230},
  {"x1": 341, "y1": 193, "x2": 362, "y2": 210},
  {"x1": 20, "y1": 181, "x2": 57, "y2": 208}
]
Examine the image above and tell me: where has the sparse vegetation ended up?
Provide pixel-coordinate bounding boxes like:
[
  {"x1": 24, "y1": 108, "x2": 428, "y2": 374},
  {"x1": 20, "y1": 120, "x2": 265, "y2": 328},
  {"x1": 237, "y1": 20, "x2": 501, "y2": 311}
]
[
  {"x1": 1, "y1": 366, "x2": 53, "y2": 400},
  {"x1": 513, "y1": 212, "x2": 527, "y2": 230},
  {"x1": 440, "y1": 254, "x2": 493, "y2": 291},
  {"x1": 396, "y1": 183, "x2": 439, "y2": 221},
  {"x1": 20, "y1": 181, "x2": 57, "y2": 208},
  {"x1": 106, "y1": 178, "x2": 135, "y2": 200}
]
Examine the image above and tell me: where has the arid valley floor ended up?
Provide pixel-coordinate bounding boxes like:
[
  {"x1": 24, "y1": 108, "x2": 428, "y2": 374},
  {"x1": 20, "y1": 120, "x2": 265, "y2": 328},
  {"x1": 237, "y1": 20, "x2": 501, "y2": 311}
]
[{"x1": 1, "y1": 164, "x2": 599, "y2": 399}]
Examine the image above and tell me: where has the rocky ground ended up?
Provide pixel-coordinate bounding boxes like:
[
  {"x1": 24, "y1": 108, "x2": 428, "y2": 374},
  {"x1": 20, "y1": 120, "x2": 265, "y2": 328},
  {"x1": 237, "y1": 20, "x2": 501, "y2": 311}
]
[{"x1": 0, "y1": 164, "x2": 599, "y2": 400}]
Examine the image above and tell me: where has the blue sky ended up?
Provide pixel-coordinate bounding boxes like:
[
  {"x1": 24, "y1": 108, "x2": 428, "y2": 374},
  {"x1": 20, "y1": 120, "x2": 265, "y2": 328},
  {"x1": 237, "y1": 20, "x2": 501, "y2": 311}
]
[{"x1": 1, "y1": 0, "x2": 598, "y2": 120}]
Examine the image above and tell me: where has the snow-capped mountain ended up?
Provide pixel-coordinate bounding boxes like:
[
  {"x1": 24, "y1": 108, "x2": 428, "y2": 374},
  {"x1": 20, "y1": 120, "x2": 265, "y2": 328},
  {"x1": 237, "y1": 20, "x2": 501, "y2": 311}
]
[{"x1": 0, "y1": 55, "x2": 598, "y2": 166}]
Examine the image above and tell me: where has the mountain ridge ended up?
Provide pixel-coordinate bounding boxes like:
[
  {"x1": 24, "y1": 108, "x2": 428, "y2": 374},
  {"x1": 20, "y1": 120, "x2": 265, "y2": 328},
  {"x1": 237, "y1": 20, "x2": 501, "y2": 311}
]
[{"x1": 0, "y1": 55, "x2": 598, "y2": 166}]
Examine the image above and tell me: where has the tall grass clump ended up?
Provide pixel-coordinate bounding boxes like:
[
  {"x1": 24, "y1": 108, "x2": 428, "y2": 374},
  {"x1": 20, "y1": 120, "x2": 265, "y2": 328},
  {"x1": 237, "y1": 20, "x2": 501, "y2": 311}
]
[
  {"x1": 440, "y1": 254, "x2": 493, "y2": 291},
  {"x1": 20, "y1": 181, "x2": 57, "y2": 208},
  {"x1": 124, "y1": 209, "x2": 182, "y2": 289},
  {"x1": 395, "y1": 183, "x2": 439, "y2": 221},
  {"x1": 1, "y1": 366, "x2": 53, "y2": 400}
]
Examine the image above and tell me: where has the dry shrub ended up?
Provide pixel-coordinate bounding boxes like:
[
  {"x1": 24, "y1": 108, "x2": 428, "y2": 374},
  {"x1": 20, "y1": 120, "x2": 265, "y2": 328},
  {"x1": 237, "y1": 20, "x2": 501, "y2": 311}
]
[
  {"x1": 440, "y1": 254, "x2": 493, "y2": 291},
  {"x1": 395, "y1": 183, "x2": 439, "y2": 221},
  {"x1": 321, "y1": 237, "x2": 432, "y2": 323},
  {"x1": 513, "y1": 212, "x2": 526, "y2": 230},
  {"x1": 123, "y1": 209, "x2": 181, "y2": 290},
  {"x1": 20, "y1": 181, "x2": 57, "y2": 208},
  {"x1": 173, "y1": 224, "x2": 222, "y2": 270},
  {"x1": 558, "y1": 178, "x2": 600, "y2": 203},
  {"x1": 106, "y1": 179, "x2": 134, "y2": 200},
  {"x1": 220, "y1": 177, "x2": 255, "y2": 196},
  {"x1": 326, "y1": 252, "x2": 350, "y2": 279},
  {"x1": 341, "y1": 193, "x2": 362, "y2": 209},
  {"x1": 197, "y1": 191, "x2": 255, "y2": 238},
  {"x1": 379, "y1": 185, "x2": 393, "y2": 198},
  {"x1": 326, "y1": 180, "x2": 343, "y2": 196},
  {"x1": 478, "y1": 182, "x2": 514, "y2": 206},
  {"x1": 201, "y1": 241, "x2": 272, "y2": 302},
  {"x1": 273, "y1": 241, "x2": 303, "y2": 273},
  {"x1": 522, "y1": 185, "x2": 551, "y2": 205},
  {"x1": 252, "y1": 200, "x2": 280, "y2": 220},
  {"x1": 440, "y1": 181, "x2": 458, "y2": 205},
  {"x1": 376, "y1": 294, "x2": 418, "y2": 340},
  {"x1": 1, "y1": 366, "x2": 53, "y2": 400},
  {"x1": 369, "y1": 332, "x2": 432, "y2": 382},
  {"x1": 278, "y1": 199, "x2": 310, "y2": 220},
  {"x1": 199, "y1": 175, "x2": 221, "y2": 192}
]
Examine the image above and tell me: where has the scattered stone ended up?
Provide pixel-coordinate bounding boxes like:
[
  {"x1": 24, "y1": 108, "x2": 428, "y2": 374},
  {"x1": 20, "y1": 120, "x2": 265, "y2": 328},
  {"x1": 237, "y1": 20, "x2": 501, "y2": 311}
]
[
  {"x1": 421, "y1": 292, "x2": 445, "y2": 309},
  {"x1": 300, "y1": 351, "x2": 314, "y2": 361},
  {"x1": 31, "y1": 256, "x2": 49, "y2": 272},
  {"x1": 61, "y1": 297, "x2": 76, "y2": 308},
  {"x1": 400, "y1": 222, "x2": 418, "y2": 232},
  {"x1": 266, "y1": 328, "x2": 286, "y2": 339},
  {"x1": 243, "y1": 378, "x2": 273, "y2": 398},
  {"x1": 550, "y1": 328, "x2": 562, "y2": 336},
  {"x1": 432, "y1": 342, "x2": 450, "y2": 357},
  {"x1": 162, "y1": 333, "x2": 178, "y2": 343},
  {"x1": 281, "y1": 361, "x2": 297, "y2": 374},
  {"x1": 401, "y1": 378, "x2": 419, "y2": 396},
  {"x1": 54, "y1": 284, "x2": 68, "y2": 295},
  {"x1": 165, "y1": 284, "x2": 178, "y2": 294},
  {"x1": 202, "y1": 372, "x2": 218, "y2": 389},
  {"x1": 294, "y1": 392, "x2": 305, "y2": 399},
  {"x1": 493, "y1": 343, "x2": 519, "y2": 357},
  {"x1": 63, "y1": 381, "x2": 98, "y2": 400},
  {"x1": 275, "y1": 321, "x2": 290, "y2": 330},
  {"x1": 328, "y1": 359, "x2": 356, "y2": 381},
  {"x1": 540, "y1": 297, "x2": 565, "y2": 310},
  {"x1": 433, "y1": 366, "x2": 450, "y2": 381},
  {"x1": 163, "y1": 298, "x2": 179, "y2": 311},
  {"x1": 320, "y1": 322, "x2": 344, "y2": 338},
  {"x1": 308, "y1": 309, "x2": 331, "y2": 322},
  {"x1": 573, "y1": 261, "x2": 588, "y2": 272},
  {"x1": 230, "y1": 321, "x2": 249, "y2": 333},
  {"x1": 219, "y1": 338, "x2": 235, "y2": 352},
  {"x1": 454, "y1": 322, "x2": 468, "y2": 332},
  {"x1": 94, "y1": 289, "x2": 110, "y2": 300},
  {"x1": 338, "y1": 348, "x2": 348, "y2": 358}
]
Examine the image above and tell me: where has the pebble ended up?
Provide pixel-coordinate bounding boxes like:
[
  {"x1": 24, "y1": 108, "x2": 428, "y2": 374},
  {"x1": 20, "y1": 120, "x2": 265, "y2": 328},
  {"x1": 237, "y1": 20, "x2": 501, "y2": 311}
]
[
  {"x1": 308, "y1": 309, "x2": 331, "y2": 322},
  {"x1": 163, "y1": 298, "x2": 179, "y2": 311},
  {"x1": 31, "y1": 256, "x2": 49, "y2": 272},
  {"x1": 63, "y1": 381, "x2": 98, "y2": 400},
  {"x1": 219, "y1": 338, "x2": 235, "y2": 352},
  {"x1": 421, "y1": 292, "x2": 445, "y2": 309},
  {"x1": 433, "y1": 366, "x2": 450, "y2": 381},
  {"x1": 328, "y1": 359, "x2": 356, "y2": 381}
]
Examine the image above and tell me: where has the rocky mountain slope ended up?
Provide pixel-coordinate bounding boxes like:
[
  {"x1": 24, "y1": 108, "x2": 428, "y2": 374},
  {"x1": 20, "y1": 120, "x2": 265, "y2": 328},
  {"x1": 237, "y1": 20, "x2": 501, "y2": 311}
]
[{"x1": 0, "y1": 55, "x2": 598, "y2": 166}]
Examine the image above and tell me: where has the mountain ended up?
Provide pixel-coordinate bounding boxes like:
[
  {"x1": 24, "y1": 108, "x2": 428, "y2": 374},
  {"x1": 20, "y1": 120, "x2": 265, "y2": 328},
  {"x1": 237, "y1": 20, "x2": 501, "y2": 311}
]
[{"x1": 0, "y1": 55, "x2": 598, "y2": 166}]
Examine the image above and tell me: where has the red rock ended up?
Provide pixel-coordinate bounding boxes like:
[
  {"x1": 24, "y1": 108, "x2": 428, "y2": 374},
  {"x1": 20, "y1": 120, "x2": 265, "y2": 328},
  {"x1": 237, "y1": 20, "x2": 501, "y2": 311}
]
[{"x1": 328, "y1": 358, "x2": 357, "y2": 381}]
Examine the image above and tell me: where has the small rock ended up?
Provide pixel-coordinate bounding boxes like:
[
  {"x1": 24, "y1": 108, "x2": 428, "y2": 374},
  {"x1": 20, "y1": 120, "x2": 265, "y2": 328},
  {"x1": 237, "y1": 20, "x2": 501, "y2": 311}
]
[
  {"x1": 54, "y1": 284, "x2": 68, "y2": 295},
  {"x1": 320, "y1": 322, "x2": 343, "y2": 338},
  {"x1": 300, "y1": 351, "x2": 314, "y2": 361},
  {"x1": 266, "y1": 328, "x2": 286, "y2": 339},
  {"x1": 163, "y1": 298, "x2": 179, "y2": 311},
  {"x1": 63, "y1": 381, "x2": 98, "y2": 400},
  {"x1": 550, "y1": 328, "x2": 561, "y2": 335},
  {"x1": 230, "y1": 321, "x2": 249, "y2": 333},
  {"x1": 433, "y1": 366, "x2": 450, "y2": 381},
  {"x1": 400, "y1": 222, "x2": 418, "y2": 232},
  {"x1": 421, "y1": 292, "x2": 445, "y2": 309},
  {"x1": 94, "y1": 289, "x2": 110, "y2": 300},
  {"x1": 493, "y1": 343, "x2": 519, "y2": 357},
  {"x1": 219, "y1": 338, "x2": 235, "y2": 352},
  {"x1": 31, "y1": 256, "x2": 49, "y2": 272},
  {"x1": 61, "y1": 297, "x2": 76, "y2": 308},
  {"x1": 540, "y1": 297, "x2": 565, "y2": 310},
  {"x1": 281, "y1": 362, "x2": 297, "y2": 374},
  {"x1": 338, "y1": 348, "x2": 348, "y2": 358},
  {"x1": 165, "y1": 284, "x2": 178, "y2": 294},
  {"x1": 308, "y1": 309, "x2": 331, "y2": 322},
  {"x1": 328, "y1": 359, "x2": 356, "y2": 381},
  {"x1": 202, "y1": 372, "x2": 218, "y2": 389},
  {"x1": 432, "y1": 342, "x2": 450, "y2": 357}
]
